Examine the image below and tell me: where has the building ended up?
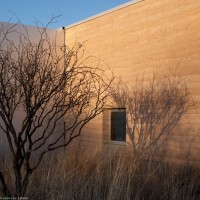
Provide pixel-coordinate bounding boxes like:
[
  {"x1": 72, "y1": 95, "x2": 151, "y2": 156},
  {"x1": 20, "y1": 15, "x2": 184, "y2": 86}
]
[
  {"x1": 60, "y1": 0, "x2": 200, "y2": 159},
  {"x1": 1, "y1": 0, "x2": 200, "y2": 160}
]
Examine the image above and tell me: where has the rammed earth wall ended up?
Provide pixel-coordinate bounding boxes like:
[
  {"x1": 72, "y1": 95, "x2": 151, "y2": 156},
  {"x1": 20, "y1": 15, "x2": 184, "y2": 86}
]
[{"x1": 62, "y1": 0, "x2": 200, "y2": 159}]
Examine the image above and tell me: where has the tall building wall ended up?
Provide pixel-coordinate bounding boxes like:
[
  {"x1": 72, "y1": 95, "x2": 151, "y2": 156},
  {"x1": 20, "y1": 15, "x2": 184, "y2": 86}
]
[
  {"x1": 0, "y1": 22, "x2": 60, "y2": 160},
  {"x1": 64, "y1": 0, "x2": 200, "y2": 158}
]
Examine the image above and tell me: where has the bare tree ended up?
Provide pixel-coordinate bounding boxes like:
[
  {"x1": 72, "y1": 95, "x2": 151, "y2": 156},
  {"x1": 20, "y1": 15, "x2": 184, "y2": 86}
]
[
  {"x1": 0, "y1": 20, "x2": 113, "y2": 197},
  {"x1": 110, "y1": 75, "x2": 190, "y2": 160}
]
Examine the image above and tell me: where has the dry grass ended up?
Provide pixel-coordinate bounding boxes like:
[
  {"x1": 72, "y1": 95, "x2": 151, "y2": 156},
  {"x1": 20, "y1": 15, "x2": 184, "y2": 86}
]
[{"x1": 1, "y1": 145, "x2": 200, "y2": 200}]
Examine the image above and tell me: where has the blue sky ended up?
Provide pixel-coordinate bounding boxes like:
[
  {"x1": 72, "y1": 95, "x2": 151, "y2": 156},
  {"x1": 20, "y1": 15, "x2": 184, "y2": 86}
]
[{"x1": 0, "y1": 0, "x2": 131, "y2": 28}]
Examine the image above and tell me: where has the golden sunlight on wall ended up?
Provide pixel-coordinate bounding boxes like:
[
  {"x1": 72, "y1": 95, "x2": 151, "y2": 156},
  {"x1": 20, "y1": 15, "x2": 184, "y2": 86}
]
[{"x1": 62, "y1": 0, "x2": 200, "y2": 158}]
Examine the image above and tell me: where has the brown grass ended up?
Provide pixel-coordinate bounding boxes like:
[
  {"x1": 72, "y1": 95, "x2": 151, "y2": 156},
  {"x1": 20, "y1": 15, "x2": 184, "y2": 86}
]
[{"x1": 1, "y1": 145, "x2": 200, "y2": 200}]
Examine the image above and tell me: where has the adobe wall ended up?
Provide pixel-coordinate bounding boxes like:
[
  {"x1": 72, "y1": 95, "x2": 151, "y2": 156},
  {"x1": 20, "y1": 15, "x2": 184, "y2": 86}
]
[
  {"x1": 0, "y1": 22, "x2": 60, "y2": 161},
  {"x1": 63, "y1": 0, "x2": 200, "y2": 158}
]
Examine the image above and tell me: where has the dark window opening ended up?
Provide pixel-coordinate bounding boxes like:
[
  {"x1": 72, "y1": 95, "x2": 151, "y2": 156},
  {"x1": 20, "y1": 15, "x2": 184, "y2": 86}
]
[{"x1": 111, "y1": 111, "x2": 126, "y2": 142}]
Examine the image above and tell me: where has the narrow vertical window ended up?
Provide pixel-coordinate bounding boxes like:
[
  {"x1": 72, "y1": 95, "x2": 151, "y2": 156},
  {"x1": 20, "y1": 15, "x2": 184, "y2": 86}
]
[
  {"x1": 111, "y1": 111, "x2": 126, "y2": 142},
  {"x1": 103, "y1": 108, "x2": 126, "y2": 144}
]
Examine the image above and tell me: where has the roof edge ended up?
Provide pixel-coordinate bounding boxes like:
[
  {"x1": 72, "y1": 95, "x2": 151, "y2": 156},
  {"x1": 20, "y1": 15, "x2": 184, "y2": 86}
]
[{"x1": 62, "y1": 0, "x2": 143, "y2": 29}]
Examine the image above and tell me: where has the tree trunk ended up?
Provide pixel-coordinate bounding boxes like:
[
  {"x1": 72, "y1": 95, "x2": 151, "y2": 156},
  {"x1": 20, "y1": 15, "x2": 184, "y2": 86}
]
[
  {"x1": 0, "y1": 171, "x2": 11, "y2": 197},
  {"x1": 15, "y1": 169, "x2": 23, "y2": 197}
]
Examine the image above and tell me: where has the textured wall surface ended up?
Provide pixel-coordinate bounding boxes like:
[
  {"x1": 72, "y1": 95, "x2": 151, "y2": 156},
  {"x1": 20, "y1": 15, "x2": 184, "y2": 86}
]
[
  {"x1": 62, "y1": 0, "x2": 200, "y2": 158},
  {"x1": 0, "y1": 22, "x2": 59, "y2": 159},
  {"x1": 0, "y1": 1, "x2": 199, "y2": 160},
  {"x1": 63, "y1": 0, "x2": 200, "y2": 157}
]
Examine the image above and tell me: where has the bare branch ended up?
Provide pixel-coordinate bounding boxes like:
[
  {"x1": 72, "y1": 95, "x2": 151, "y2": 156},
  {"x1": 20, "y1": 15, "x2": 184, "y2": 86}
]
[{"x1": 0, "y1": 19, "x2": 113, "y2": 197}]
